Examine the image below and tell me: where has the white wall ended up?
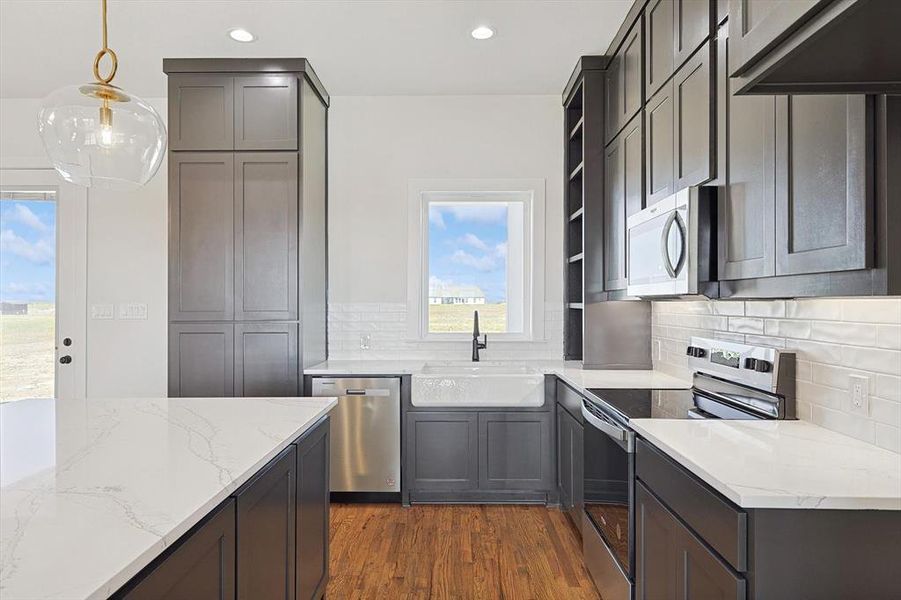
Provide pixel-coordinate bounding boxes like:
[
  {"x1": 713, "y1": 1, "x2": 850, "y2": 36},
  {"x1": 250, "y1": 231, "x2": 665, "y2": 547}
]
[
  {"x1": 327, "y1": 95, "x2": 564, "y2": 360},
  {"x1": 1, "y1": 97, "x2": 168, "y2": 397}
]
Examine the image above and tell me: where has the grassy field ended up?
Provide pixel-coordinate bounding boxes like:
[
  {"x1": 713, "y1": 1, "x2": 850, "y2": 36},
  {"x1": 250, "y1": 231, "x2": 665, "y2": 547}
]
[
  {"x1": 0, "y1": 303, "x2": 55, "y2": 402},
  {"x1": 428, "y1": 303, "x2": 507, "y2": 333}
]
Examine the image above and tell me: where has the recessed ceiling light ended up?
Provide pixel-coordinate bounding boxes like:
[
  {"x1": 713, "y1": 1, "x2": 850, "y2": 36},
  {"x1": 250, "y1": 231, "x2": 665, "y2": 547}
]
[
  {"x1": 228, "y1": 28, "x2": 256, "y2": 43},
  {"x1": 471, "y1": 26, "x2": 495, "y2": 40}
]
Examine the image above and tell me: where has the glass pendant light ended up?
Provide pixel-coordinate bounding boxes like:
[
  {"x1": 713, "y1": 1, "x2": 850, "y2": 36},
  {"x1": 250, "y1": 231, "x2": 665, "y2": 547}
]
[{"x1": 37, "y1": 0, "x2": 167, "y2": 191}]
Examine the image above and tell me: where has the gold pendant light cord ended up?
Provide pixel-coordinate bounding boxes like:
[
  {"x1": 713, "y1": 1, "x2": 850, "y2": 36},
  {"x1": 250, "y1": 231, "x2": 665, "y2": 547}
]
[{"x1": 92, "y1": 0, "x2": 118, "y2": 85}]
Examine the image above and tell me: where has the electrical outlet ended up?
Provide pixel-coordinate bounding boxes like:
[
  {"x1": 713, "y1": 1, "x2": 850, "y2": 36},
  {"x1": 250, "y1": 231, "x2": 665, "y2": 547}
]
[
  {"x1": 848, "y1": 375, "x2": 870, "y2": 415},
  {"x1": 360, "y1": 334, "x2": 371, "y2": 350},
  {"x1": 90, "y1": 304, "x2": 114, "y2": 320},
  {"x1": 117, "y1": 303, "x2": 148, "y2": 320}
]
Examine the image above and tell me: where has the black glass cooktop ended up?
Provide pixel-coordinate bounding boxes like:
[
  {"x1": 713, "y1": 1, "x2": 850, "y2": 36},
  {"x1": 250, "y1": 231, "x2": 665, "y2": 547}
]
[{"x1": 585, "y1": 387, "x2": 698, "y2": 423}]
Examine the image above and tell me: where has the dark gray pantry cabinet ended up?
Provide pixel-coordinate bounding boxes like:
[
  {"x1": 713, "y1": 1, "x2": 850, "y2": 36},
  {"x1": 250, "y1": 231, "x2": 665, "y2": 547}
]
[
  {"x1": 114, "y1": 417, "x2": 330, "y2": 600},
  {"x1": 164, "y1": 59, "x2": 328, "y2": 398}
]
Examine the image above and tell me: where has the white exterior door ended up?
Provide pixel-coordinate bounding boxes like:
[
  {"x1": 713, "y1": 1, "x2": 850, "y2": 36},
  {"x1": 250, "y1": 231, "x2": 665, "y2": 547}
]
[{"x1": 0, "y1": 169, "x2": 87, "y2": 401}]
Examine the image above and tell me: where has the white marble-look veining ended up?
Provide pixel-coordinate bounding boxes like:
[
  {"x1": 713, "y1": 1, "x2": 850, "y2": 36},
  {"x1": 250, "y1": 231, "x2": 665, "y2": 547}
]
[
  {"x1": 305, "y1": 360, "x2": 692, "y2": 398},
  {"x1": 631, "y1": 419, "x2": 901, "y2": 510},
  {"x1": 0, "y1": 396, "x2": 336, "y2": 600}
]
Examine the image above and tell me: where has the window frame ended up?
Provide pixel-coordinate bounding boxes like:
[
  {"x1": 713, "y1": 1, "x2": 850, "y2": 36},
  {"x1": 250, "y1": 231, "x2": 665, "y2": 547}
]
[{"x1": 406, "y1": 178, "x2": 546, "y2": 342}]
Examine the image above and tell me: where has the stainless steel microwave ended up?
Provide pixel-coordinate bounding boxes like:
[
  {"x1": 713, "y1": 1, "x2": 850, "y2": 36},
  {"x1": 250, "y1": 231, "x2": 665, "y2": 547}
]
[{"x1": 626, "y1": 187, "x2": 715, "y2": 298}]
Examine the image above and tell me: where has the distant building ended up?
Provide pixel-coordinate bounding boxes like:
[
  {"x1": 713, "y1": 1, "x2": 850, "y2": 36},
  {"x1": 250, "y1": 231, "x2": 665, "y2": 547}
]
[
  {"x1": 0, "y1": 302, "x2": 27, "y2": 315},
  {"x1": 428, "y1": 283, "x2": 486, "y2": 305}
]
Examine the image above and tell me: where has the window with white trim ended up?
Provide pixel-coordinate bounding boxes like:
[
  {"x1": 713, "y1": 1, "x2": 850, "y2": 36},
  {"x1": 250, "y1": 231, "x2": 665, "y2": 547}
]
[{"x1": 407, "y1": 180, "x2": 545, "y2": 341}]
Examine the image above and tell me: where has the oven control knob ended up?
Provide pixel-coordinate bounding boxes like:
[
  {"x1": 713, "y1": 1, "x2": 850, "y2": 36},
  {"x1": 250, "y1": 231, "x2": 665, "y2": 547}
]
[
  {"x1": 744, "y1": 358, "x2": 772, "y2": 373},
  {"x1": 686, "y1": 346, "x2": 706, "y2": 358}
]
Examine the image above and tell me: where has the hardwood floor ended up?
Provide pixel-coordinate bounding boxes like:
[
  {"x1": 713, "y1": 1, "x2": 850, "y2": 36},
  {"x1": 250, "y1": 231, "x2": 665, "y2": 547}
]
[{"x1": 327, "y1": 503, "x2": 601, "y2": 599}]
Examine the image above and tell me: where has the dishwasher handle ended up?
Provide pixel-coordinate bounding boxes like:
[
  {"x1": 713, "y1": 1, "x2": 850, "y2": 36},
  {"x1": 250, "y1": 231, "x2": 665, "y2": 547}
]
[{"x1": 343, "y1": 388, "x2": 391, "y2": 397}]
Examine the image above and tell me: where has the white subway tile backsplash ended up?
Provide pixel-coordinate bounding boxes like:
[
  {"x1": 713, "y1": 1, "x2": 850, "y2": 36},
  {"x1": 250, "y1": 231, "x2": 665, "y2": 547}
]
[
  {"x1": 746, "y1": 300, "x2": 786, "y2": 318},
  {"x1": 652, "y1": 297, "x2": 901, "y2": 453},
  {"x1": 728, "y1": 317, "x2": 765, "y2": 334},
  {"x1": 841, "y1": 299, "x2": 901, "y2": 324}
]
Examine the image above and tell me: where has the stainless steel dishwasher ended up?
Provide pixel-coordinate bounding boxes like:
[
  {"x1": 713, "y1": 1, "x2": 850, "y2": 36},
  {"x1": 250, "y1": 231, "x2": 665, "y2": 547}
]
[{"x1": 311, "y1": 377, "x2": 401, "y2": 494}]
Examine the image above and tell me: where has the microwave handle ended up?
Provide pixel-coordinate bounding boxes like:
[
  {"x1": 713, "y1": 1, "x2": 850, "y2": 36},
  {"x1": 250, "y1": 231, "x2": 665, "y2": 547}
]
[{"x1": 660, "y1": 211, "x2": 686, "y2": 278}]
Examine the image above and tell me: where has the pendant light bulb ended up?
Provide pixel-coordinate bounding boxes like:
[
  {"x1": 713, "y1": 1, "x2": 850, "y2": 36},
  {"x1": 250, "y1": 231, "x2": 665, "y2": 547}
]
[{"x1": 37, "y1": 0, "x2": 167, "y2": 191}]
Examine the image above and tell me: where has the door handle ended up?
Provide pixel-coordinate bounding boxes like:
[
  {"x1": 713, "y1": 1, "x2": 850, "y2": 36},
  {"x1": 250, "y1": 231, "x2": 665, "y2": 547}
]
[{"x1": 59, "y1": 355, "x2": 72, "y2": 365}]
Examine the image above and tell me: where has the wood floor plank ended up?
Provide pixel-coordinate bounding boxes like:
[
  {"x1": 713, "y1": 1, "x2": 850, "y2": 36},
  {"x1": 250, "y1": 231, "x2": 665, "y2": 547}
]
[{"x1": 327, "y1": 504, "x2": 600, "y2": 599}]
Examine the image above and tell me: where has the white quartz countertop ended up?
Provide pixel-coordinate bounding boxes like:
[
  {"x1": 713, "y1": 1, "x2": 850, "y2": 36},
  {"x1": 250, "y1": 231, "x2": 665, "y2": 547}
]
[
  {"x1": 305, "y1": 360, "x2": 691, "y2": 395},
  {"x1": 630, "y1": 419, "x2": 901, "y2": 511},
  {"x1": 0, "y1": 396, "x2": 336, "y2": 600}
]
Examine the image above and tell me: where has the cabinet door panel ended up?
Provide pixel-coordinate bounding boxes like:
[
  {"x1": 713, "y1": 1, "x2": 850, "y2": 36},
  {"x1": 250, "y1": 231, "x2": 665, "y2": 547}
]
[
  {"x1": 775, "y1": 95, "x2": 872, "y2": 276},
  {"x1": 406, "y1": 412, "x2": 478, "y2": 490},
  {"x1": 645, "y1": 0, "x2": 675, "y2": 97},
  {"x1": 646, "y1": 80, "x2": 675, "y2": 205},
  {"x1": 234, "y1": 323, "x2": 298, "y2": 397},
  {"x1": 605, "y1": 53, "x2": 623, "y2": 143},
  {"x1": 675, "y1": 0, "x2": 712, "y2": 68},
  {"x1": 716, "y1": 25, "x2": 777, "y2": 280},
  {"x1": 674, "y1": 42, "x2": 715, "y2": 189},
  {"x1": 235, "y1": 153, "x2": 299, "y2": 321},
  {"x1": 557, "y1": 405, "x2": 573, "y2": 508},
  {"x1": 168, "y1": 74, "x2": 234, "y2": 151},
  {"x1": 478, "y1": 412, "x2": 553, "y2": 490},
  {"x1": 622, "y1": 21, "x2": 645, "y2": 129},
  {"x1": 236, "y1": 445, "x2": 296, "y2": 600},
  {"x1": 234, "y1": 75, "x2": 298, "y2": 151},
  {"x1": 118, "y1": 499, "x2": 236, "y2": 600},
  {"x1": 169, "y1": 154, "x2": 235, "y2": 321},
  {"x1": 296, "y1": 418, "x2": 330, "y2": 600},
  {"x1": 605, "y1": 115, "x2": 644, "y2": 291},
  {"x1": 168, "y1": 323, "x2": 234, "y2": 398}
]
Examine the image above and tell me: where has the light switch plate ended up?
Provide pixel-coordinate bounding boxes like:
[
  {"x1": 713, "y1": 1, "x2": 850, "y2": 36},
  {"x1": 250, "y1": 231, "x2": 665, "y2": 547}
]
[
  {"x1": 91, "y1": 304, "x2": 115, "y2": 320},
  {"x1": 848, "y1": 375, "x2": 870, "y2": 415},
  {"x1": 360, "y1": 334, "x2": 371, "y2": 350},
  {"x1": 118, "y1": 303, "x2": 148, "y2": 320}
]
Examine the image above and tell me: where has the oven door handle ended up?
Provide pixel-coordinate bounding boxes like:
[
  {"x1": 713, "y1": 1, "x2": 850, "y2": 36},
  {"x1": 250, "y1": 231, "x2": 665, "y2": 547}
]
[{"x1": 582, "y1": 400, "x2": 635, "y2": 452}]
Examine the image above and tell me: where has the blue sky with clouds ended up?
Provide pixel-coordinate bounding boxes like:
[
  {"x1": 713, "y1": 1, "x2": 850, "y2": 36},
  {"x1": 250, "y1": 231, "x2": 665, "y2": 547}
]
[
  {"x1": 428, "y1": 203, "x2": 508, "y2": 303},
  {"x1": 0, "y1": 200, "x2": 56, "y2": 303}
]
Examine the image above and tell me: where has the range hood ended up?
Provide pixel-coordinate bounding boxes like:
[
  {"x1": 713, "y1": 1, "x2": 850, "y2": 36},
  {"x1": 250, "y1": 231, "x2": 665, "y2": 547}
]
[{"x1": 729, "y1": 0, "x2": 901, "y2": 95}]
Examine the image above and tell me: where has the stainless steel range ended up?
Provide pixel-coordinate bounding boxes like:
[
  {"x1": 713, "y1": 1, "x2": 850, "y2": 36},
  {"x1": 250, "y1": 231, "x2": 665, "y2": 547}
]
[{"x1": 579, "y1": 337, "x2": 796, "y2": 600}]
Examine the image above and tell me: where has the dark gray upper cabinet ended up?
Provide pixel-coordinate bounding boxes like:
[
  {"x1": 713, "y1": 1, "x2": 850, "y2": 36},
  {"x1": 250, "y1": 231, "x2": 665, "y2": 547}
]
[
  {"x1": 234, "y1": 323, "x2": 299, "y2": 397},
  {"x1": 295, "y1": 418, "x2": 330, "y2": 600},
  {"x1": 117, "y1": 499, "x2": 236, "y2": 600},
  {"x1": 605, "y1": 114, "x2": 644, "y2": 291},
  {"x1": 168, "y1": 323, "x2": 234, "y2": 398},
  {"x1": 169, "y1": 153, "x2": 235, "y2": 321},
  {"x1": 716, "y1": 22, "x2": 777, "y2": 281},
  {"x1": 300, "y1": 82, "x2": 329, "y2": 370},
  {"x1": 727, "y1": 0, "x2": 900, "y2": 95},
  {"x1": 235, "y1": 153, "x2": 299, "y2": 321},
  {"x1": 236, "y1": 444, "x2": 297, "y2": 600},
  {"x1": 478, "y1": 412, "x2": 553, "y2": 491},
  {"x1": 406, "y1": 412, "x2": 479, "y2": 491},
  {"x1": 168, "y1": 74, "x2": 234, "y2": 151},
  {"x1": 645, "y1": 79, "x2": 675, "y2": 205},
  {"x1": 673, "y1": 41, "x2": 715, "y2": 190},
  {"x1": 674, "y1": 0, "x2": 713, "y2": 67},
  {"x1": 727, "y1": 0, "x2": 826, "y2": 78},
  {"x1": 235, "y1": 75, "x2": 299, "y2": 151},
  {"x1": 606, "y1": 18, "x2": 644, "y2": 143},
  {"x1": 645, "y1": 0, "x2": 674, "y2": 98},
  {"x1": 775, "y1": 94, "x2": 873, "y2": 276},
  {"x1": 636, "y1": 483, "x2": 746, "y2": 600}
]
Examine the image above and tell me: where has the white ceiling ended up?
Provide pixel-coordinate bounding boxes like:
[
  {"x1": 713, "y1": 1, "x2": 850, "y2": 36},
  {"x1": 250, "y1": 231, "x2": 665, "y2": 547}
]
[{"x1": 0, "y1": 0, "x2": 631, "y2": 99}]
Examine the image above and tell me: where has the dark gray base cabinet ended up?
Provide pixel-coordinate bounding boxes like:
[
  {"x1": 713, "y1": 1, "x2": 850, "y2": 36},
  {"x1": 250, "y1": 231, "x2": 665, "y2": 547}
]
[
  {"x1": 405, "y1": 410, "x2": 554, "y2": 501},
  {"x1": 116, "y1": 499, "x2": 236, "y2": 600},
  {"x1": 556, "y1": 404, "x2": 584, "y2": 533},
  {"x1": 115, "y1": 417, "x2": 330, "y2": 600},
  {"x1": 636, "y1": 437, "x2": 901, "y2": 600}
]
